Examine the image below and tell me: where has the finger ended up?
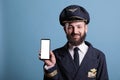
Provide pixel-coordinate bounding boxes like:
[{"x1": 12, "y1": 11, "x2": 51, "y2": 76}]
[
  {"x1": 38, "y1": 55, "x2": 41, "y2": 60},
  {"x1": 38, "y1": 53, "x2": 43, "y2": 61},
  {"x1": 38, "y1": 56, "x2": 45, "y2": 62},
  {"x1": 50, "y1": 51, "x2": 55, "y2": 59},
  {"x1": 38, "y1": 50, "x2": 41, "y2": 54},
  {"x1": 38, "y1": 52, "x2": 41, "y2": 59},
  {"x1": 39, "y1": 53, "x2": 41, "y2": 56},
  {"x1": 50, "y1": 51, "x2": 54, "y2": 56},
  {"x1": 44, "y1": 60, "x2": 53, "y2": 66}
]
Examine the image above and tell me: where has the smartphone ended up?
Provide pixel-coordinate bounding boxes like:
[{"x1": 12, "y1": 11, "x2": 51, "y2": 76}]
[{"x1": 40, "y1": 39, "x2": 50, "y2": 59}]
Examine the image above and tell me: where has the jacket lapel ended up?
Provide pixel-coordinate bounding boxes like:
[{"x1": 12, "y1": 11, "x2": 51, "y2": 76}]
[{"x1": 58, "y1": 43, "x2": 78, "y2": 79}]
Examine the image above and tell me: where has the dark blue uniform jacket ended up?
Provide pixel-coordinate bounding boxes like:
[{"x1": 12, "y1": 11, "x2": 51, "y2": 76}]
[{"x1": 44, "y1": 41, "x2": 109, "y2": 80}]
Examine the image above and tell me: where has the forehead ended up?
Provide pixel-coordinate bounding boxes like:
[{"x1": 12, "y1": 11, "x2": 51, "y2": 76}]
[{"x1": 66, "y1": 21, "x2": 86, "y2": 26}]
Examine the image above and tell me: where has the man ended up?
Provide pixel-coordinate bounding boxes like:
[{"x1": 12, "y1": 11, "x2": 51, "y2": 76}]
[{"x1": 39, "y1": 5, "x2": 109, "y2": 80}]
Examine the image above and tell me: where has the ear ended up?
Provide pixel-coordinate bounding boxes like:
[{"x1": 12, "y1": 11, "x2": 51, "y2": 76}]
[
  {"x1": 63, "y1": 27, "x2": 67, "y2": 34},
  {"x1": 85, "y1": 25, "x2": 88, "y2": 33}
]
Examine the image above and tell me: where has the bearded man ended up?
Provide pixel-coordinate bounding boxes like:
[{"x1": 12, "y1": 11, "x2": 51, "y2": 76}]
[{"x1": 39, "y1": 5, "x2": 109, "y2": 80}]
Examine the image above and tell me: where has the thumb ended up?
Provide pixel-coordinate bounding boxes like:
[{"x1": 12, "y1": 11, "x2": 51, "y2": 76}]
[{"x1": 50, "y1": 51, "x2": 56, "y2": 63}]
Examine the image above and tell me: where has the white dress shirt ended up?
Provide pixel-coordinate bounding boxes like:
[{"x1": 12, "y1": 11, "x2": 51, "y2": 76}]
[{"x1": 68, "y1": 42, "x2": 88, "y2": 65}]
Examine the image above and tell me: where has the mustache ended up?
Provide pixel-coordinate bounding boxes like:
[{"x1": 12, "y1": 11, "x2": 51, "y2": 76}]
[{"x1": 71, "y1": 33, "x2": 81, "y2": 36}]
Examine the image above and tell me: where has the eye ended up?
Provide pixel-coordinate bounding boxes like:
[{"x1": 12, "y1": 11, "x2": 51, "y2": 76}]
[
  {"x1": 67, "y1": 25, "x2": 73, "y2": 30},
  {"x1": 77, "y1": 25, "x2": 82, "y2": 29}
]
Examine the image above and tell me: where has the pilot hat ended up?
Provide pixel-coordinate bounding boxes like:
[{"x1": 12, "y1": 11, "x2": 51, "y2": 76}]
[{"x1": 59, "y1": 5, "x2": 90, "y2": 26}]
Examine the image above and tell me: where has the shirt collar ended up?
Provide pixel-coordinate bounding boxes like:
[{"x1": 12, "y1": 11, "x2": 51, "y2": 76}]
[{"x1": 69, "y1": 41, "x2": 88, "y2": 54}]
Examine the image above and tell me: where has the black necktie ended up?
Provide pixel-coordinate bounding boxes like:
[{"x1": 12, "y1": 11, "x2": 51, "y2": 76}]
[{"x1": 74, "y1": 47, "x2": 79, "y2": 69}]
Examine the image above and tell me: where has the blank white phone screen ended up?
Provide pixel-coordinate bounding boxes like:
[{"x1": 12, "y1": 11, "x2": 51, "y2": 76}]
[{"x1": 41, "y1": 39, "x2": 50, "y2": 59}]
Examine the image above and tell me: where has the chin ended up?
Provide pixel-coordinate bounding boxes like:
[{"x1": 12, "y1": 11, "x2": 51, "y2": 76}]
[{"x1": 73, "y1": 38, "x2": 81, "y2": 41}]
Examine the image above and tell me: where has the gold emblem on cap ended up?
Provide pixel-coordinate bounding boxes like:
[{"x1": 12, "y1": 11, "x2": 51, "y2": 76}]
[{"x1": 68, "y1": 8, "x2": 78, "y2": 12}]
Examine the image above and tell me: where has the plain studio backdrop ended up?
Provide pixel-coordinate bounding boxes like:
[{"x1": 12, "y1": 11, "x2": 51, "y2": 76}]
[{"x1": 0, "y1": 0, "x2": 120, "y2": 80}]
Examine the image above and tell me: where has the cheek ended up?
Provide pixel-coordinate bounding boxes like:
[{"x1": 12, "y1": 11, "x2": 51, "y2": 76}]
[
  {"x1": 81, "y1": 27, "x2": 87, "y2": 34},
  {"x1": 80, "y1": 30, "x2": 86, "y2": 36},
  {"x1": 65, "y1": 29, "x2": 73, "y2": 35}
]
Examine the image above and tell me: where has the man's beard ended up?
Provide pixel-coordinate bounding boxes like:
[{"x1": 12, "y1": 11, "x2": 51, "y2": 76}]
[{"x1": 66, "y1": 32, "x2": 86, "y2": 46}]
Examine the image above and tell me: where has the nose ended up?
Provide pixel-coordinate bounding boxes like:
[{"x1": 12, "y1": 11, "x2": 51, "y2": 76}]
[{"x1": 73, "y1": 27, "x2": 78, "y2": 34}]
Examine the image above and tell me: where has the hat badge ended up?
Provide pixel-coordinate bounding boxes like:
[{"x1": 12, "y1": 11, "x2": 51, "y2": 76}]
[{"x1": 68, "y1": 8, "x2": 78, "y2": 12}]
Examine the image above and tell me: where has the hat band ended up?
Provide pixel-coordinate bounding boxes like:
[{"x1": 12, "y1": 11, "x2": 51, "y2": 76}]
[
  {"x1": 62, "y1": 16, "x2": 87, "y2": 24},
  {"x1": 69, "y1": 16, "x2": 86, "y2": 20},
  {"x1": 62, "y1": 16, "x2": 87, "y2": 23}
]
